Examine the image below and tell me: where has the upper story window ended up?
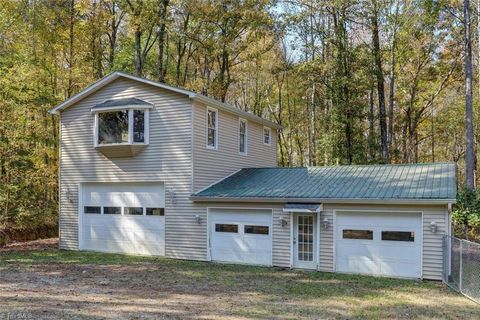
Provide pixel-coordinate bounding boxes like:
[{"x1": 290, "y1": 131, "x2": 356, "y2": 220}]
[
  {"x1": 263, "y1": 127, "x2": 271, "y2": 145},
  {"x1": 91, "y1": 98, "x2": 152, "y2": 157},
  {"x1": 239, "y1": 118, "x2": 247, "y2": 155},
  {"x1": 207, "y1": 107, "x2": 218, "y2": 149}
]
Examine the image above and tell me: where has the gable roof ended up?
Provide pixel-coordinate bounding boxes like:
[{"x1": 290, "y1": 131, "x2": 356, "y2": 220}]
[
  {"x1": 49, "y1": 71, "x2": 282, "y2": 129},
  {"x1": 191, "y1": 163, "x2": 457, "y2": 204}
]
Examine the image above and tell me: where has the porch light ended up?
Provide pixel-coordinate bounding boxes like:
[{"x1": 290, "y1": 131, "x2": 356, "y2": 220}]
[
  {"x1": 194, "y1": 214, "x2": 202, "y2": 224},
  {"x1": 279, "y1": 217, "x2": 288, "y2": 227},
  {"x1": 322, "y1": 218, "x2": 330, "y2": 230},
  {"x1": 430, "y1": 221, "x2": 437, "y2": 233}
]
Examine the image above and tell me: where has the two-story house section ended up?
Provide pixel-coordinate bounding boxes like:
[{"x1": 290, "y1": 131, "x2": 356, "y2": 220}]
[
  {"x1": 51, "y1": 71, "x2": 456, "y2": 281},
  {"x1": 50, "y1": 72, "x2": 280, "y2": 261}
]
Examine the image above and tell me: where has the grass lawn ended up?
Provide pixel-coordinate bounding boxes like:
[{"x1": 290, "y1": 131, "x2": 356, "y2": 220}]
[{"x1": 0, "y1": 239, "x2": 479, "y2": 319}]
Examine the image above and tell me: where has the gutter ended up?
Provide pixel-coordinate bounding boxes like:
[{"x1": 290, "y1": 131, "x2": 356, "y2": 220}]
[{"x1": 189, "y1": 196, "x2": 457, "y2": 206}]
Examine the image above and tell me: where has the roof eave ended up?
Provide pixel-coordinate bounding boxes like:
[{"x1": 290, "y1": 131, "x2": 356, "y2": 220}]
[
  {"x1": 190, "y1": 196, "x2": 457, "y2": 205},
  {"x1": 49, "y1": 71, "x2": 196, "y2": 115},
  {"x1": 192, "y1": 95, "x2": 283, "y2": 130}
]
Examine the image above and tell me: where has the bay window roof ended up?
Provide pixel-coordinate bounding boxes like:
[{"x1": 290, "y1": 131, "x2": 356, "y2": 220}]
[{"x1": 91, "y1": 98, "x2": 153, "y2": 113}]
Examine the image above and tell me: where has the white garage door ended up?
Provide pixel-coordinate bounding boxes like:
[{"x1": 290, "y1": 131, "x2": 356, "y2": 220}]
[
  {"x1": 80, "y1": 182, "x2": 165, "y2": 256},
  {"x1": 209, "y1": 209, "x2": 272, "y2": 266},
  {"x1": 336, "y1": 212, "x2": 422, "y2": 278}
]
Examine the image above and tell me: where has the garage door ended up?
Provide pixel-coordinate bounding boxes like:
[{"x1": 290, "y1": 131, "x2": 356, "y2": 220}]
[
  {"x1": 335, "y1": 212, "x2": 422, "y2": 278},
  {"x1": 80, "y1": 182, "x2": 165, "y2": 256},
  {"x1": 209, "y1": 209, "x2": 272, "y2": 266}
]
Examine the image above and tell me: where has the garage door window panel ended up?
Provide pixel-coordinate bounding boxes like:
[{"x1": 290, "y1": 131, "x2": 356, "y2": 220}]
[
  {"x1": 104, "y1": 206, "x2": 121, "y2": 214},
  {"x1": 244, "y1": 225, "x2": 269, "y2": 235},
  {"x1": 343, "y1": 229, "x2": 373, "y2": 240},
  {"x1": 146, "y1": 208, "x2": 164, "y2": 216},
  {"x1": 382, "y1": 231, "x2": 415, "y2": 242},
  {"x1": 125, "y1": 207, "x2": 143, "y2": 215},
  {"x1": 84, "y1": 206, "x2": 101, "y2": 214},
  {"x1": 215, "y1": 224, "x2": 238, "y2": 233}
]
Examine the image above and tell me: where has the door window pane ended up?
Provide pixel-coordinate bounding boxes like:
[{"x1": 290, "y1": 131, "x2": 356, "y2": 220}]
[
  {"x1": 98, "y1": 111, "x2": 129, "y2": 144},
  {"x1": 146, "y1": 208, "x2": 164, "y2": 216},
  {"x1": 382, "y1": 231, "x2": 415, "y2": 242},
  {"x1": 84, "y1": 206, "x2": 101, "y2": 214},
  {"x1": 215, "y1": 224, "x2": 238, "y2": 233},
  {"x1": 125, "y1": 207, "x2": 143, "y2": 215},
  {"x1": 104, "y1": 207, "x2": 121, "y2": 214},
  {"x1": 244, "y1": 225, "x2": 269, "y2": 235},
  {"x1": 133, "y1": 110, "x2": 145, "y2": 142},
  {"x1": 343, "y1": 229, "x2": 373, "y2": 240}
]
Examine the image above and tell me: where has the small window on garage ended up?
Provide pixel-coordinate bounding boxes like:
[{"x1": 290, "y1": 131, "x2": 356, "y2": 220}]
[
  {"x1": 343, "y1": 229, "x2": 373, "y2": 240},
  {"x1": 244, "y1": 225, "x2": 269, "y2": 235},
  {"x1": 215, "y1": 224, "x2": 238, "y2": 233},
  {"x1": 84, "y1": 206, "x2": 101, "y2": 214},
  {"x1": 146, "y1": 208, "x2": 164, "y2": 216},
  {"x1": 124, "y1": 207, "x2": 143, "y2": 215},
  {"x1": 104, "y1": 207, "x2": 121, "y2": 214},
  {"x1": 382, "y1": 231, "x2": 415, "y2": 242}
]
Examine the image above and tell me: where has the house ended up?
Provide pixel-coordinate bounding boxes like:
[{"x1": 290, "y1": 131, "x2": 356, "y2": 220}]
[{"x1": 50, "y1": 72, "x2": 456, "y2": 280}]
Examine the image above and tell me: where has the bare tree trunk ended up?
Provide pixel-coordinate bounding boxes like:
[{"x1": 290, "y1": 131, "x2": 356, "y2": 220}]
[
  {"x1": 67, "y1": 0, "x2": 75, "y2": 97},
  {"x1": 157, "y1": 0, "x2": 169, "y2": 82},
  {"x1": 134, "y1": 29, "x2": 142, "y2": 76},
  {"x1": 388, "y1": 0, "x2": 399, "y2": 152},
  {"x1": 371, "y1": 0, "x2": 389, "y2": 164},
  {"x1": 465, "y1": 0, "x2": 476, "y2": 189}
]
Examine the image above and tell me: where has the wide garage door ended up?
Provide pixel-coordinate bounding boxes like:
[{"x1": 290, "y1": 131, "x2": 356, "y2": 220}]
[
  {"x1": 80, "y1": 182, "x2": 165, "y2": 256},
  {"x1": 209, "y1": 208, "x2": 272, "y2": 266},
  {"x1": 336, "y1": 212, "x2": 422, "y2": 278}
]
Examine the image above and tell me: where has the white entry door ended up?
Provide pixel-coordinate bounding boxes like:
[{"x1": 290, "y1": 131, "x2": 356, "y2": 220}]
[
  {"x1": 80, "y1": 182, "x2": 165, "y2": 256},
  {"x1": 209, "y1": 208, "x2": 272, "y2": 266},
  {"x1": 335, "y1": 212, "x2": 422, "y2": 278},
  {"x1": 293, "y1": 214, "x2": 317, "y2": 269}
]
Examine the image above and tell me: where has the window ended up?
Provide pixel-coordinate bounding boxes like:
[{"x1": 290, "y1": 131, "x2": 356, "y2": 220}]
[
  {"x1": 263, "y1": 127, "x2": 271, "y2": 145},
  {"x1": 343, "y1": 229, "x2": 373, "y2": 240},
  {"x1": 382, "y1": 231, "x2": 415, "y2": 242},
  {"x1": 103, "y1": 207, "x2": 121, "y2": 214},
  {"x1": 124, "y1": 207, "x2": 143, "y2": 215},
  {"x1": 98, "y1": 111, "x2": 129, "y2": 144},
  {"x1": 133, "y1": 110, "x2": 145, "y2": 142},
  {"x1": 239, "y1": 119, "x2": 247, "y2": 154},
  {"x1": 207, "y1": 108, "x2": 218, "y2": 149},
  {"x1": 84, "y1": 206, "x2": 101, "y2": 214},
  {"x1": 95, "y1": 109, "x2": 148, "y2": 146},
  {"x1": 244, "y1": 225, "x2": 269, "y2": 235},
  {"x1": 146, "y1": 208, "x2": 165, "y2": 216},
  {"x1": 215, "y1": 224, "x2": 238, "y2": 233}
]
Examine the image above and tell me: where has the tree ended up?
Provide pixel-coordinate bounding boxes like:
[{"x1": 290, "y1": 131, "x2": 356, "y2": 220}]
[{"x1": 464, "y1": 0, "x2": 475, "y2": 189}]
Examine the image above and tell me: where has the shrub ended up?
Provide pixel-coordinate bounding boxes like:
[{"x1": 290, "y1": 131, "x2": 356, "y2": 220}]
[{"x1": 452, "y1": 187, "x2": 480, "y2": 240}]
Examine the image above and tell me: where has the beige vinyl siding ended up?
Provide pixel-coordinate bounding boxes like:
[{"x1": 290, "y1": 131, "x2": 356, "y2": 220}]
[
  {"x1": 317, "y1": 203, "x2": 448, "y2": 280},
  {"x1": 59, "y1": 77, "x2": 208, "y2": 260},
  {"x1": 319, "y1": 210, "x2": 334, "y2": 272},
  {"x1": 192, "y1": 101, "x2": 277, "y2": 192}
]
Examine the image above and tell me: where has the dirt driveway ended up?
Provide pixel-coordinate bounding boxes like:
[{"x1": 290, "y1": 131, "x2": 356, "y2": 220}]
[{"x1": 0, "y1": 239, "x2": 479, "y2": 319}]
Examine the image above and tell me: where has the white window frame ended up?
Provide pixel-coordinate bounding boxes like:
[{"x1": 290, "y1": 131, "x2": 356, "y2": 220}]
[
  {"x1": 93, "y1": 107, "x2": 150, "y2": 147},
  {"x1": 263, "y1": 126, "x2": 271, "y2": 146},
  {"x1": 206, "y1": 107, "x2": 218, "y2": 150},
  {"x1": 239, "y1": 118, "x2": 248, "y2": 155}
]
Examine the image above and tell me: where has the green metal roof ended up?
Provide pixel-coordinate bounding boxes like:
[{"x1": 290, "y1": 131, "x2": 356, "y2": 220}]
[{"x1": 192, "y1": 163, "x2": 457, "y2": 202}]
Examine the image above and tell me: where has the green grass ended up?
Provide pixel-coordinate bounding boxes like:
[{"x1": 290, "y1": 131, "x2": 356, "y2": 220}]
[{"x1": 1, "y1": 248, "x2": 479, "y2": 319}]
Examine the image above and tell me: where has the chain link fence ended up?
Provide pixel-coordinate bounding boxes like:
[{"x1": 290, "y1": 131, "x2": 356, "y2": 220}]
[{"x1": 443, "y1": 235, "x2": 480, "y2": 303}]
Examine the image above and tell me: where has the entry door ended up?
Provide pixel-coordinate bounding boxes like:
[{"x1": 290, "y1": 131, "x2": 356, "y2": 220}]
[{"x1": 293, "y1": 214, "x2": 317, "y2": 269}]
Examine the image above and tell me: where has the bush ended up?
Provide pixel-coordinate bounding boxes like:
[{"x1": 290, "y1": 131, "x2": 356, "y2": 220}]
[{"x1": 452, "y1": 187, "x2": 480, "y2": 240}]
